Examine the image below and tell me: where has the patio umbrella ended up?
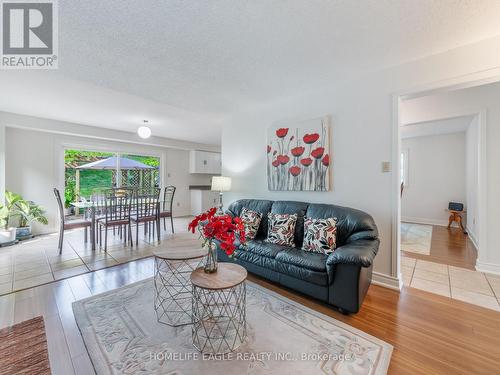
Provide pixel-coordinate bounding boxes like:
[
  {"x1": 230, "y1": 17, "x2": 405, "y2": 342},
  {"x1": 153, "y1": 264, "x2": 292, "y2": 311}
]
[
  {"x1": 76, "y1": 156, "x2": 155, "y2": 170},
  {"x1": 73, "y1": 156, "x2": 157, "y2": 199}
]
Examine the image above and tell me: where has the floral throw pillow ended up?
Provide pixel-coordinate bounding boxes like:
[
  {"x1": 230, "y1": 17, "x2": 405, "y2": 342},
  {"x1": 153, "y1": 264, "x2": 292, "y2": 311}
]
[
  {"x1": 302, "y1": 217, "x2": 338, "y2": 254},
  {"x1": 240, "y1": 207, "x2": 263, "y2": 240},
  {"x1": 266, "y1": 213, "x2": 298, "y2": 247}
]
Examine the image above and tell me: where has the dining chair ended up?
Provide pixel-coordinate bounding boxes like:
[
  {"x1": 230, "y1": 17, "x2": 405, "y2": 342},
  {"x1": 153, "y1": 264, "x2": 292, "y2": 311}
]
[
  {"x1": 103, "y1": 187, "x2": 137, "y2": 236},
  {"x1": 98, "y1": 189, "x2": 133, "y2": 251},
  {"x1": 53, "y1": 188, "x2": 92, "y2": 254},
  {"x1": 90, "y1": 191, "x2": 106, "y2": 216},
  {"x1": 159, "y1": 185, "x2": 176, "y2": 233},
  {"x1": 131, "y1": 187, "x2": 161, "y2": 244}
]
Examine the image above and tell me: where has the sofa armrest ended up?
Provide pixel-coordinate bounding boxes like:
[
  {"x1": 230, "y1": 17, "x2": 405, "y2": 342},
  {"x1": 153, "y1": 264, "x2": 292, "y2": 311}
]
[{"x1": 326, "y1": 239, "x2": 379, "y2": 268}]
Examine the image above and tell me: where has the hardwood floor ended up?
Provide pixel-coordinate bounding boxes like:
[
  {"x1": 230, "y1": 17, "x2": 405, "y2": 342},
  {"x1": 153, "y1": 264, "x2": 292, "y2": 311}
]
[
  {"x1": 402, "y1": 225, "x2": 477, "y2": 270},
  {"x1": 0, "y1": 257, "x2": 499, "y2": 375}
]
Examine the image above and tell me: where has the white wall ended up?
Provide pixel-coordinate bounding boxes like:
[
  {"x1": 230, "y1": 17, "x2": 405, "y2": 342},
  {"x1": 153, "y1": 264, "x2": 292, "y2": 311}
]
[
  {"x1": 2, "y1": 113, "x2": 218, "y2": 234},
  {"x1": 0, "y1": 124, "x2": 5, "y2": 204},
  {"x1": 401, "y1": 132, "x2": 466, "y2": 226},
  {"x1": 165, "y1": 148, "x2": 212, "y2": 217},
  {"x1": 221, "y1": 34, "x2": 500, "y2": 283},
  {"x1": 5, "y1": 128, "x2": 59, "y2": 233}
]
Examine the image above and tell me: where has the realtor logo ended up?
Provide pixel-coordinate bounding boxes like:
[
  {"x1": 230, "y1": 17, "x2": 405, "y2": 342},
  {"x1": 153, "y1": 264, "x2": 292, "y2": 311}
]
[{"x1": 1, "y1": 0, "x2": 58, "y2": 69}]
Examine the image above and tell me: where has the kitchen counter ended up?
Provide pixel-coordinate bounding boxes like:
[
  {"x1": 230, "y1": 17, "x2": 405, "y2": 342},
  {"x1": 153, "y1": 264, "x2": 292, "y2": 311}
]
[
  {"x1": 189, "y1": 185, "x2": 212, "y2": 190},
  {"x1": 190, "y1": 189, "x2": 219, "y2": 215}
]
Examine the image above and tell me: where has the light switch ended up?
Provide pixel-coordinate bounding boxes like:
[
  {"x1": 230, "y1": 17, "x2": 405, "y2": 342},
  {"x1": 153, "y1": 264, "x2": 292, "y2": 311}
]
[{"x1": 382, "y1": 161, "x2": 391, "y2": 173}]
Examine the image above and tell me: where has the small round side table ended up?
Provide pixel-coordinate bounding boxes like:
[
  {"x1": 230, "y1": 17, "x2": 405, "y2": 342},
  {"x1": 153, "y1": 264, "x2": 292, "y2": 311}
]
[
  {"x1": 191, "y1": 263, "x2": 247, "y2": 354},
  {"x1": 153, "y1": 248, "x2": 207, "y2": 327}
]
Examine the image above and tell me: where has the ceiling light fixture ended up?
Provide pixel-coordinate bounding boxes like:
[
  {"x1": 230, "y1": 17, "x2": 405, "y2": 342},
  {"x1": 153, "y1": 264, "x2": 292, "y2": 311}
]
[{"x1": 137, "y1": 120, "x2": 151, "y2": 139}]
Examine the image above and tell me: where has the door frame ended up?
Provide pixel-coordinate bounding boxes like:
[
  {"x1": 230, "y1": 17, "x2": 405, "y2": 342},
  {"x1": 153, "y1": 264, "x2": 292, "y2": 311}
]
[{"x1": 391, "y1": 68, "x2": 500, "y2": 283}]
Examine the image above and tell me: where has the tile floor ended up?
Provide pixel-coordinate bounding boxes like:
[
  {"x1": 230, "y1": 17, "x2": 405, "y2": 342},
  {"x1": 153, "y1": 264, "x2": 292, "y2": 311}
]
[
  {"x1": 0, "y1": 217, "x2": 197, "y2": 296},
  {"x1": 402, "y1": 256, "x2": 500, "y2": 311}
]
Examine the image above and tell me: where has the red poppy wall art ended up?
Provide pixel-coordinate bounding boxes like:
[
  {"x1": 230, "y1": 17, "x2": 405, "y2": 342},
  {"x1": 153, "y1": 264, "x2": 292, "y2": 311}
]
[{"x1": 267, "y1": 116, "x2": 330, "y2": 191}]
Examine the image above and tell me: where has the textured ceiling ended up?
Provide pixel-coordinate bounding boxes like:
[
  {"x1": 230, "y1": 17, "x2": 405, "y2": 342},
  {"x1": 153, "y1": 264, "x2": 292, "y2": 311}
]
[{"x1": 2, "y1": 0, "x2": 500, "y2": 144}]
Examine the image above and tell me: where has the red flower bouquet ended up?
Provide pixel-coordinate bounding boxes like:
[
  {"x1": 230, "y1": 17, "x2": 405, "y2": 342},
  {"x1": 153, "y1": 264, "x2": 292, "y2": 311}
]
[{"x1": 188, "y1": 207, "x2": 246, "y2": 257}]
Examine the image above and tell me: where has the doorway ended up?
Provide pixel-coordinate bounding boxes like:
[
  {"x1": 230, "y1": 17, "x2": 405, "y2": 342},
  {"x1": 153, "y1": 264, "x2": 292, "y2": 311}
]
[
  {"x1": 399, "y1": 115, "x2": 477, "y2": 270},
  {"x1": 394, "y1": 80, "x2": 500, "y2": 310}
]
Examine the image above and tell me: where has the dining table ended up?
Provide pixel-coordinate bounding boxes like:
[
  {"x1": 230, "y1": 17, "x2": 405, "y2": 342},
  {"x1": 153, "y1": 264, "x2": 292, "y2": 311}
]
[{"x1": 71, "y1": 199, "x2": 167, "y2": 251}]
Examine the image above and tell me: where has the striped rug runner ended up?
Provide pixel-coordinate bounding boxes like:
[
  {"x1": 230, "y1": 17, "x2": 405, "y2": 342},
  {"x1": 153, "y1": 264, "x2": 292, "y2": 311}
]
[{"x1": 0, "y1": 316, "x2": 51, "y2": 375}]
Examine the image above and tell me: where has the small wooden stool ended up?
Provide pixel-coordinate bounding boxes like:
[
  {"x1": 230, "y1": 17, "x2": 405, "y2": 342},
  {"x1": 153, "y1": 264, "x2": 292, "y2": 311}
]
[{"x1": 446, "y1": 209, "x2": 467, "y2": 234}]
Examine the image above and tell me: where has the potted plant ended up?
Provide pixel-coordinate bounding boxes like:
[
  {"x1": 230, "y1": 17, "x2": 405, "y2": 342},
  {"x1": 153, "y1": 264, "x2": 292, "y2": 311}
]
[
  {"x1": 64, "y1": 178, "x2": 75, "y2": 215},
  {"x1": 13, "y1": 201, "x2": 48, "y2": 240},
  {"x1": 0, "y1": 200, "x2": 16, "y2": 245},
  {"x1": 188, "y1": 207, "x2": 246, "y2": 273},
  {"x1": 7, "y1": 192, "x2": 48, "y2": 240}
]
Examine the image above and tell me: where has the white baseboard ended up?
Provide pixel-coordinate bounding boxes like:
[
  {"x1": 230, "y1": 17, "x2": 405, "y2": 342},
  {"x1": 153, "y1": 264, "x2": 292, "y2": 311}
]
[
  {"x1": 372, "y1": 272, "x2": 402, "y2": 291},
  {"x1": 32, "y1": 226, "x2": 58, "y2": 236},
  {"x1": 467, "y1": 229, "x2": 479, "y2": 250},
  {"x1": 476, "y1": 260, "x2": 500, "y2": 276},
  {"x1": 401, "y1": 216, "x2": 459, "y2": 228}
]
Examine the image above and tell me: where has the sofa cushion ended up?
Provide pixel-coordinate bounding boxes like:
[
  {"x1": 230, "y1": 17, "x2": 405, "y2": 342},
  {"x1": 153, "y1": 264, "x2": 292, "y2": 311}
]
[
  {"x1": 242, "y1": 239, "x2": 292, "y2": 258},
  {"x1": 240, "y1": 207, "x2": 263, "y2": 240},
  {"x1": 302, "y1": 217, "x2": 338, "y2": 254},
  {"x1": 275, "y1": 249, "x2": 328, "y2": 286},
  {"x1": 234, "y1": 248, "x2": 281, "y2": 272},
  {"x1": 271, "y1": 201, "x2": 309, "y2": 248},
  {"x1": 266, "y1": 213, "x2": 297, "y2": 246},
  {"x1": 227, "y1": 199, "x2": 273, "y2": 239},
  {"x1": 306, "y1": 203, "x2": 378, "y2": 246},
  {"x1": 275, "y1": 248, "x2": 328, "y2": 272}
]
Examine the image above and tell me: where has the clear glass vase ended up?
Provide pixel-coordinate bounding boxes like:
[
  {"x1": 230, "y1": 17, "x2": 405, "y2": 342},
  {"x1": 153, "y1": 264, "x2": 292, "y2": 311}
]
[{"x1": 204, "y1": 241, "x2": 218, "y2": 273}]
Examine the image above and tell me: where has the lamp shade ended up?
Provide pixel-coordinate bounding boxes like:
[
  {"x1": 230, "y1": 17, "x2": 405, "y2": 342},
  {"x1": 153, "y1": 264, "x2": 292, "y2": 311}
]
[{"x1": 211, "y1": 176, "x2": 232, "y2": 192}]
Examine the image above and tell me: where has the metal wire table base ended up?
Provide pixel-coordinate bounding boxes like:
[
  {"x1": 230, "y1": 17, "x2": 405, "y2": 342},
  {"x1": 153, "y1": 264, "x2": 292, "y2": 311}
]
[
  {"x1": 154, "y1": 256, "x2": 203, "y2": 327},
  {"x1": 192, "y1": 282, "x2": 247, "y2": 354}
]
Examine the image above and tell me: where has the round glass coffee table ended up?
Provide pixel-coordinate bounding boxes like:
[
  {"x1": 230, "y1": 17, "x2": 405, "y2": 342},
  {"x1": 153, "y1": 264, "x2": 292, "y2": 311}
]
[
  {"x1": 191, "y1": 263, "x2": 247, "y2": 354},
  {"x1": 153, "y1": 247, "x2": 207, "y2": 327}
]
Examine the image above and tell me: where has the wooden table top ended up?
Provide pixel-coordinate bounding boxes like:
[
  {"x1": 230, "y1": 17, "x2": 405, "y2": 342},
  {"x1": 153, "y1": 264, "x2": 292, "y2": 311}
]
[
  {"x1": 153, "y1": 247, "x2": 207, "y2": 260},
  {"x1": 191, "y1": 263, "x2": 247, "y2": 290}
]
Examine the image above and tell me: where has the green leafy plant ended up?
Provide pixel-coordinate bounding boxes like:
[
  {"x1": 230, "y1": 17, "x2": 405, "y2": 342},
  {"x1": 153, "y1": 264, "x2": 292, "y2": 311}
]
[
  {"x1": 0, "y1": 191, "x2": 21, "y2": 229},
  {"x1": 13, "y1": 200, "x2": 48, "y2": 228},
  {"x1": 65, "y1": 170, "x2": 76, "y2": 208},
  {"x1": 5, "y1": 191, "x2": 48, "y2": 228},
  {"x1": 0, "y1": 206, "x2": 9, "y2": 230},
  {"x1": 5, "y1": 191, "x2": 22, "y2": 208}
]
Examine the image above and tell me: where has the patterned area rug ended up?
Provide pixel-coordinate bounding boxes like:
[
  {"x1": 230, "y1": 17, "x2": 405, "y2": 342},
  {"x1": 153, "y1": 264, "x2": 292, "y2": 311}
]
[
  {"x1": 73, "y1": 279, "x2": 392, "y2": 374},
  {"x1": 401, "y1": 222, "x2": 433, "y2": 255},
  {"x1": 0, "y1": 316, "x2": 51, "y2": 375}
]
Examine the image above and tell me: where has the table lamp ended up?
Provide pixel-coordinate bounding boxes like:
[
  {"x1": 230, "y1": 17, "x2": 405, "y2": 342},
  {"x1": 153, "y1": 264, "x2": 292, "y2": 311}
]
[{"x1": 211, "y1": 176, "x2": 232, "y2": 215}]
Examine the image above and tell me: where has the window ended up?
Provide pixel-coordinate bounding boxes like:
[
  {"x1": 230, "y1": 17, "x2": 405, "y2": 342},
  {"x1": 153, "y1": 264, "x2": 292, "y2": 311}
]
[
  {"x1": 401, "y1": 148, "x2": 409, "y2": 187},
  {"x1": 64, "y1": 149, "x2": 160, "y2": 207},
  {"x1": 121, "y1": 154, "x2": 160, "y2": 189}
]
